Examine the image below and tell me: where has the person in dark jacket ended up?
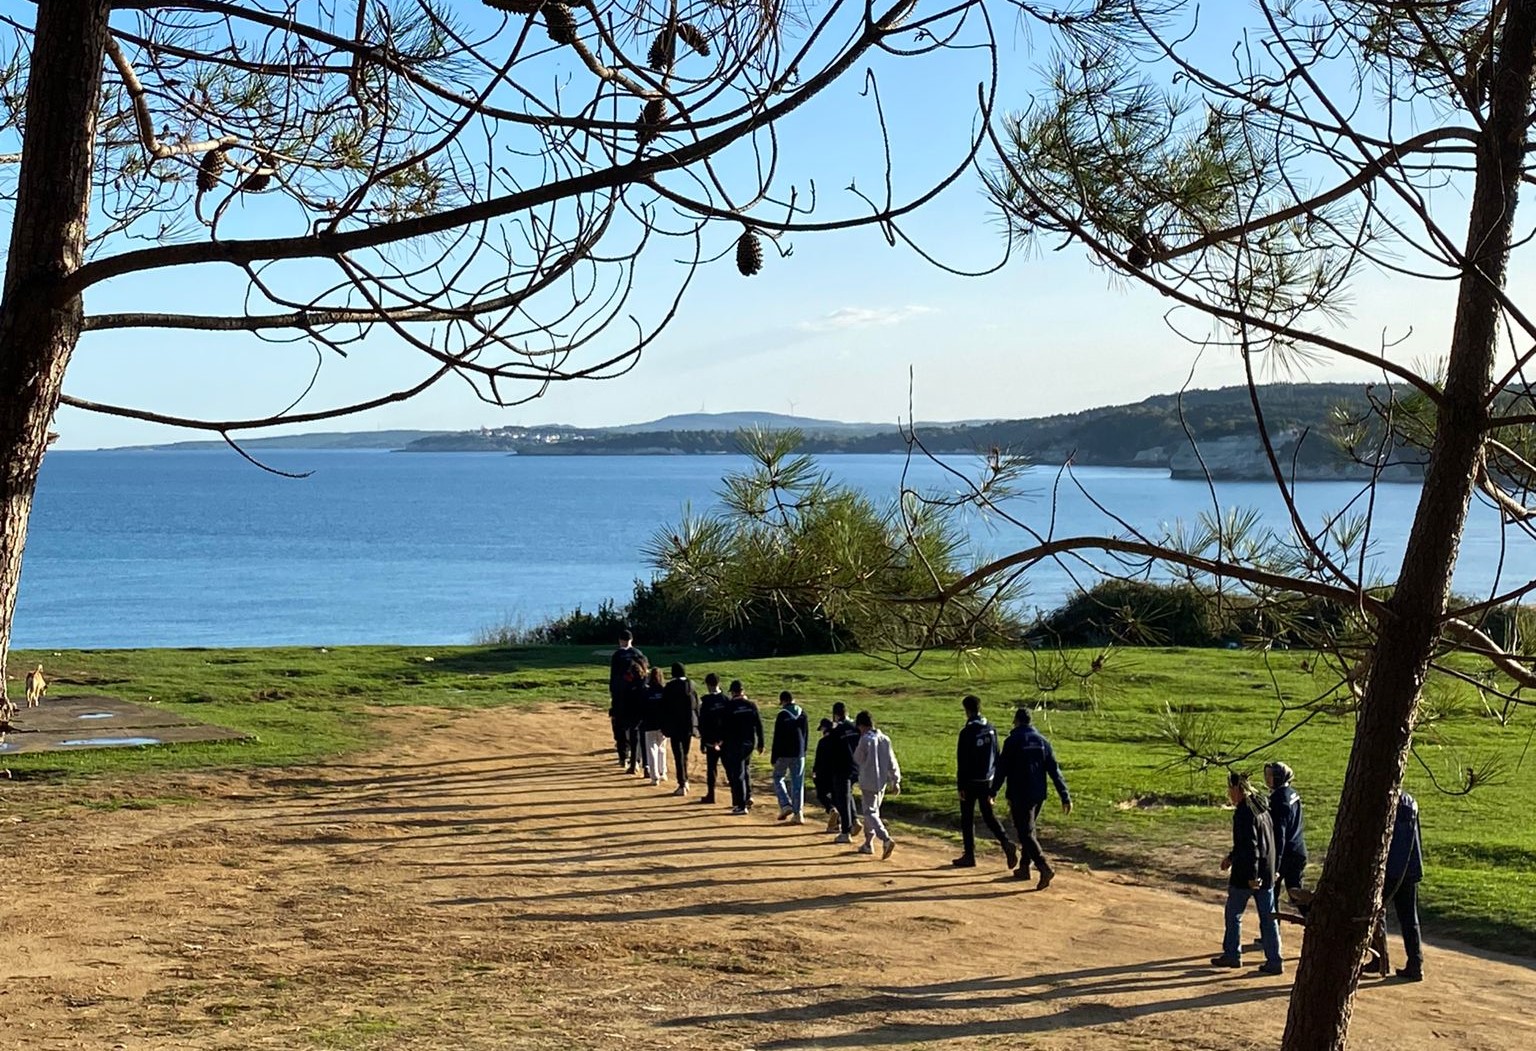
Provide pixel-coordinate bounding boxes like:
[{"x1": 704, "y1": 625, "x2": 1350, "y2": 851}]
[
  {"x1": 812, "y1": 718, "x2": 837, "y2": 822},
  {"x1": 990, "y1": 708, "x2": 1071, "y2": 888},
  {"x1": 661, "y1": 663, "x2": 700, "y2": 797},
  {"x1": 827, "y1": 702, "x2": 862, "y2": 839},
  {"x1": 953, "y1": 695, "x2": 1018, "y2": 871},
  {"x1": 1380, "y1": 790, "x2": 1425, "y2": 982},
  {"x1": 771, "y1": 691, "x2": 810, "y2": 824},
  {"x1": 720, "y1": 680, "x2": 764, "y2": 814},
  {"x1": 1213, "y1": 771, "x2": 1283, "y2": 975},
  {"x1": 696, "y1": 673, "x2": 728, "y2": 804},
  {"x1": 608, "y1": 630, "x2": 645, "y2": 769},
  {"x1": 824, "y1": 704, "x2": 861, "y2": 841},
  {"x1": 640, "y1": 665, "x2": 668, "y2": 785},
  {"x1": 1264, "y1": 761, "x2": 1308, "y2": 916}
]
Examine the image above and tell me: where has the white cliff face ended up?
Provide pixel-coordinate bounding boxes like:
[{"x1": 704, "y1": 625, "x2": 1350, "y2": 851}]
[{"x1": 1164, "y1": 432, "x2": 1422, "y2": 482}]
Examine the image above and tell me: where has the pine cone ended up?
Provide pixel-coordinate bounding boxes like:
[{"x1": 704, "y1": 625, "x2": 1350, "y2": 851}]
[
  {"x1": 636, "y1": 98, "x2": 668, "y2": 146},
  {"x1": 196, "y1": 148, "x2": 227, "y2": 193},
  {"x1": 648, "y1": 27, "x2": 676, "y2": 71},
  {"x1": 675, "y1": 23, "x2": 711, "y2": 57},
  {"x1": 736, "y1": 230, "x2": 763, "y2": 276},
  {"x1": 241, "y1": 153, "x2": 276, "y2": 193},
  {"x1": 544, "y1": 3, "x2": 577, "y2": 45}
]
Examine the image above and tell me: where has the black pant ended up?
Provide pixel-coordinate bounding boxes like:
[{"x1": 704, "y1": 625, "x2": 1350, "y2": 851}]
[
  {"x1": 700, "y1": 746, "x2": 721, "y2": 799},
  {"x1": 724, "y1": 746, "x2": 753, "y2": 809},
  {"x1": 1391, "y1": 879, "x2": 1422, "y2": 968},
  {"x1": 610, "y1": 709, "x2": 628, "y2": 764},
  {"x1": 670, "y1": 737, "x2": 690, "y2": 785},
  {"x1": 1009, "y1": 797, "x2": 1049, "y2": 874},
  {"x1": 960, "y1": 782, "x2": 1011, "y2": 857},
  {"x1": 832, "y1": 776, "x2": 855, "y2": 834},
  {"x1": 628, "y1": 724, "x2": 646, "y2": 773}
]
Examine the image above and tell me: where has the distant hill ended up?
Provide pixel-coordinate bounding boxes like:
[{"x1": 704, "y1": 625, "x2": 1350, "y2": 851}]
[
  {"x1": 107, "y1": 429, "x2": 452, "y2": 452},
  {"x1": 609, "y1": 411, "x2": 894, "y2": 435},
  {"x1": 102, "y1": 384, "x2": 1419, "y2": 481}
]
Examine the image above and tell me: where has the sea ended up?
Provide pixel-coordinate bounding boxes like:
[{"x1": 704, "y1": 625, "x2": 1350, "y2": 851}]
[{"x1": 12, "y1": 450, "x2": 1534, "y2": 649}]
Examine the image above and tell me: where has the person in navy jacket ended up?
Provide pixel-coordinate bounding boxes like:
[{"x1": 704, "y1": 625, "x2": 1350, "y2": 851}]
[
  {"x1": 990, "y1": 708, "x2": 1071, "y2": 888},
  {"x1": 1383, "y1": 790, "x2": 1425, "y2": 981},
  {"x1": 953, "y1": 695, "x2": 1018, "y2": 871},
  {"x1": 1264, "y1": 761, "x2": 1308, "y2": 915}
]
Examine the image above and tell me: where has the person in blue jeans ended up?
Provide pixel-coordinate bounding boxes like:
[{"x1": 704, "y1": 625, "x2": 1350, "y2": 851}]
[
  {"x1": 1212, "y1": 771, "x2": 1283, "y2": 976},
  {"x1": 771, "y1": 690, "x2": 809, "y2": 825}
]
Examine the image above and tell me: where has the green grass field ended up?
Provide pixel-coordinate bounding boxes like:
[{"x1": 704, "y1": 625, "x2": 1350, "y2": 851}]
[{"x1": 5, "y1": 643, "x2": 1534, "y2": 955}]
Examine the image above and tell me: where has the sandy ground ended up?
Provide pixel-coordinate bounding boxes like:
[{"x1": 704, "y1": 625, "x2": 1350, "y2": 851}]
[{"x1": 1, "y1": 704, "x2": 1532, "y2": 1050}]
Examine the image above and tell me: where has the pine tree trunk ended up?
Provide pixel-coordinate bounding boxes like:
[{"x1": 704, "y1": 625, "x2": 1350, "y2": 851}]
[
  {"x1": 1280, "y1": 4, "x2": 1536, "y2": 1048},
  {"x1": 0, "y1": 0, "x2": 112, "y2": 701}
]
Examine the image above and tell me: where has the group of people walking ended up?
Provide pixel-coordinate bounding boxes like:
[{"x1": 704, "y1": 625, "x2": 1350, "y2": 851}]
[
  {"x1": 1216, "y1": 764, "x2": 1424, "y2": 981},
  {"x1": 606, "y1": 632, "x2": 1073, "y2": 880},
  {"x1": 607, "y1": 630, "x2": 1428, "y2": 976}
]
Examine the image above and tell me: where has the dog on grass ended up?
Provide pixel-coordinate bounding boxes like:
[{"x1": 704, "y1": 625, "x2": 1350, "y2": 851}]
[{"x1": 24, "y1": 664, "x2": 46, "y2": 707}]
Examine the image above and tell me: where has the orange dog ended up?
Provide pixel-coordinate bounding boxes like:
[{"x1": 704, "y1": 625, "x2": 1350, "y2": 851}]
[{"x1": 24, "y1": 664, "x2": 46, "y2": 707}]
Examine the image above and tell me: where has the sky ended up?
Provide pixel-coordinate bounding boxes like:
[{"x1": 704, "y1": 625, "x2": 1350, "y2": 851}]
[{"x1": 34, "y1": 3, "x2": 1482, "y2": 449}]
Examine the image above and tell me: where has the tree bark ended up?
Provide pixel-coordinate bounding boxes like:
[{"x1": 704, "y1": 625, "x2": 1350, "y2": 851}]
[
  {"x1": 1280, "y1": 4, "x2": 1536, "y2": 1049},
  {"x1": 0, "y1": 0, "x2": 113, "y2": 700}
]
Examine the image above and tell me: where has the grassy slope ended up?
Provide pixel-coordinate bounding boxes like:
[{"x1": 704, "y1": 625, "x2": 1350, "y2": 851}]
[{"x1": 5, "y1": 643, "x2": 1533, "y2": 955}]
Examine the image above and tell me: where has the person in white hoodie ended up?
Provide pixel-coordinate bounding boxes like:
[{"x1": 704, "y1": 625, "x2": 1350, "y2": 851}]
[{"x1": 852, "y1": 710, "x2": 901, "y2": 859}]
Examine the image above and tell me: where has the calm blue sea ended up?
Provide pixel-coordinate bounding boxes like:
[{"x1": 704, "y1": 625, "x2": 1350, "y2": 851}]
[{"x1": 12, "y1": 450, "x2": 1532, "y2": 648}]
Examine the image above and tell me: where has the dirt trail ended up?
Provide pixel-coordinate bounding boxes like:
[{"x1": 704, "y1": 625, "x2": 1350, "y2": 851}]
[{"x1": 1, "y1": 704, "x2": 1532, "y2": 1050}]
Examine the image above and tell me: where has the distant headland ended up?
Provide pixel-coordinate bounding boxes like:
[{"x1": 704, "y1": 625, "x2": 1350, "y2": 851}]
[{"x1": 99, "y1": 383, "x2": 1423, "y2": 482}]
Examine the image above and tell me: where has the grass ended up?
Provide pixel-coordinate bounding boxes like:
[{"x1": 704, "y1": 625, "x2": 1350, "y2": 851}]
[{"x1": 5, "y1": 642, "x2": 1535, "y2": 956}]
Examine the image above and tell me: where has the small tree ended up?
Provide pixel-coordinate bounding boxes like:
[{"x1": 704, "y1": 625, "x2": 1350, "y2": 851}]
[
  {"x1": 0, "y1": 0, "x2": 1008, "y2": 693},
  {"x1": 648, "y1": 428, "x2": 1022, "y2": 654}
]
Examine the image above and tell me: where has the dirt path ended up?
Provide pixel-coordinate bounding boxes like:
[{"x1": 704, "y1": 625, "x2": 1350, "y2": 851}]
[{"x1": 2, "y1": 705, "x2": 1531, "y2": 1050}]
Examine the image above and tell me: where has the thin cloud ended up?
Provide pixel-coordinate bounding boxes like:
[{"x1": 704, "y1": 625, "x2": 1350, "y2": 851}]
[{"x1": 797, "y1": 305, "x2": 936, "y2": 333}]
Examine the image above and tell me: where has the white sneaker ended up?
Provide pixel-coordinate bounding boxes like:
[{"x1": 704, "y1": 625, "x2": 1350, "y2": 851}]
[{"x1": 649, "y1": 777, "x2": 660, "y2": 786}]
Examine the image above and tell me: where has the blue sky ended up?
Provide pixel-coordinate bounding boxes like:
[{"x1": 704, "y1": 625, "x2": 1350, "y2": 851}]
[{"x1": 50, "y1": 3, "x2": 1470, "y2": 449}]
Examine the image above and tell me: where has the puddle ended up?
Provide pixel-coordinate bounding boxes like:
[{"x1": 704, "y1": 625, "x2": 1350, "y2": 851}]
[
  {"x1": 76, "y1": 713, "x2": 116, "y2": 720},
  {"x1": 58, "y1": 737, "x2": 162, "y2": 748}
]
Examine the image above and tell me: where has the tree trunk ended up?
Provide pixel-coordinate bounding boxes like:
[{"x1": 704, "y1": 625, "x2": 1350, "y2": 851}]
[
  {"x1": 1280, "y1": 4, "x2": 1536, "y2": 1049},
  {"x1": 0, "y1": 0, "x2": 112, "y2": 701}
]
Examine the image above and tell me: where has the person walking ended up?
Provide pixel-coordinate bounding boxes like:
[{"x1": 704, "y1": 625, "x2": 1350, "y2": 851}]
[
  {"x1": 721, "y1": 680, "x2": 764, "y2": 815},
  {"x1": 812, "y1": 718, "x2": 838, "y2": 827},
  {"x1": 990, "y1": 708, "x2": 1071, "y2": 888},
  {"x1": 1265, "y1": 761, "x2": 1308, "y2": 916},
  {"x1": 771, "y1": 691, "x2": 810, "y2": 824},
  {"x1": 696, "y1": 672, "x2": 728, "y2": 804},
  {"x1": 1376, "y1": 789, "x2": 1425, "y2": 982},
  {"x1": 953, "y1": 695, "x2": 1018, "y2": 871},
  {"x1": 852, "y1": 710, "x2": 901, "y2": 859},
  {"x1": 661, "y1": 663, "x2": 700, "y2": 796},
  {"x1": 608, "y1": 629, "x2": 645, "y2": 769},
  {"x1": 1212, "y1": 771, "x2": 1283, "y2": 976},
  {"x1": 641, "y1": 666, "x2": 669, "y2": 786},
  {"x1": 829, "y1": 703, "x2": 862, "y2": 840}
]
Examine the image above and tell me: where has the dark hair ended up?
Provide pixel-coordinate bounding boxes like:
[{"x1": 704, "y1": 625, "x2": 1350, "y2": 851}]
[
  {"x1": 817, "y1": 718, "x2": 833, "y2": 733},
  {"x1": 832, "y1": 702, "x2": 847, "y2": 717},
  {"x1": 619, "y1": 629, "x2": 633, "y2": 642},
  {"x1": 729, "y1": 679, "x2": 744, "y2": 695},
  {"x1": 705, "y1": 672, "x2": 720, "y2": 689},
  {"x1": 671, "y1": 662, "x2": 685, "y2": 678},
  {"x1": 1013, "y1": 707, "x2": 1032, "y2": 727},
  {"x1": 962, "y1": 694, "x2": 981, "y2": 715},
  {"x1": 779, "y1": 690, "x2": 794, "y2": 704},
  {"x1": 1228, "y1": 771, "x2": 1249, "y2": 790},
  {"x1": 855, "y1": 710, "x2": 873, "y2": 729}
]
